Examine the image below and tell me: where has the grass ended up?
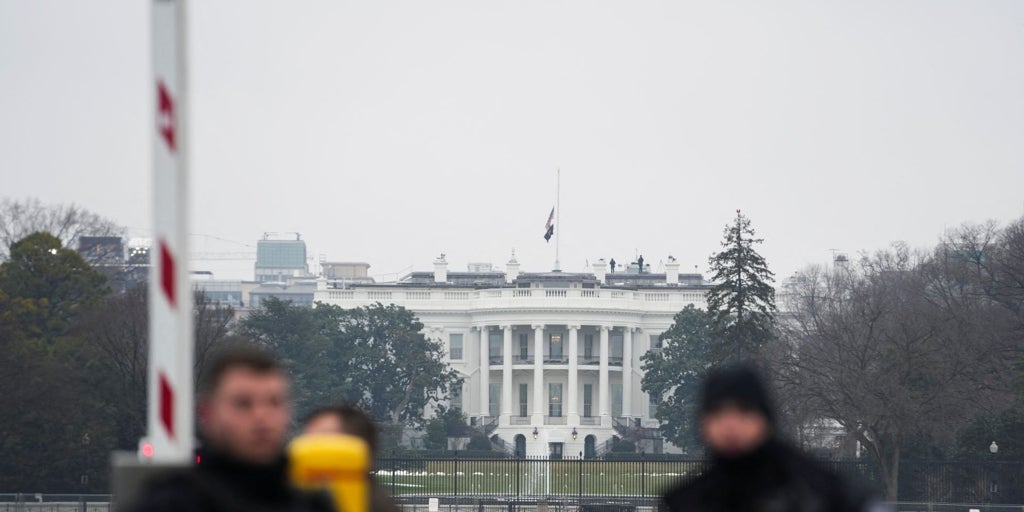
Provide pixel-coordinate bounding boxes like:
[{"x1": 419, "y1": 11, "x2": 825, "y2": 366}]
[{"x1": 372, "y1": 460, "x2": 704, "y2": 497}]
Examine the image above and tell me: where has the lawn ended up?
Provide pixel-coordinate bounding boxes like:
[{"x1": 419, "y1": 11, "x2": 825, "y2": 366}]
[{"x1": 372, "y1": 460, "x2": 704, "y2": 497}]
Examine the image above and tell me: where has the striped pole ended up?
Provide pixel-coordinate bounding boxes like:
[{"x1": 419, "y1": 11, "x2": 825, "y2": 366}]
[{"x1": 145, "y1": 0, "x2": 194, "y2": 463}]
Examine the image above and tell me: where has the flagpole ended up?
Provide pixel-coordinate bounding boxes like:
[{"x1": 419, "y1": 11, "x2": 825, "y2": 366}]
[{"x1": 555, "y1": 168, "x2": 561, "y2": 271}]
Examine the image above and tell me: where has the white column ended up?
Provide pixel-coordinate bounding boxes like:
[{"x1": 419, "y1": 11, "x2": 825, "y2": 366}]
[
  {"x1": 501, "y1": 325, "x2": 513, "y2": 422},
  {"x1": 567, "y1": 324, "x2": 580, "y2": 424},
  {"x1": 599, "y1": 325, "x2": 610, "y2": 425},
  {"x1": 623, "y1": 327, "x2": 633, "y2": 418},
  {"x1": 533, "y1": 324, "x2": 545, "y2": 423},
  {"x1": 479, "y1": 326, "x2": 489, "y2": 418}
]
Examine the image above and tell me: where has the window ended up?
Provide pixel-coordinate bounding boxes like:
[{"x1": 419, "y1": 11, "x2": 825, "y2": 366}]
[
  {"x1": 519, "y1": 333, "x2": 529, "y2": 361},
  {"x1": 451, "y1": 384, "x2": 463, "y2": 412},
  {"x1": 649, "y1": 393, "x2": 660, "y2": 419},
  {"x1": 650, "y1": 334, "x2": 663, "y2": 350},
  {"x1": 548, "y1": 383, "x2": 563, "y2": 417},
  {"x1": 489, "y1": 383, "x2": 500, "y2": 418},
  {"x1": 449, "y1": 333, "x2": 463, "y2": 360},
  {"x1": 611, "y1": 383, "x2": 623, "y2": 418},
  {"x1": 611, "y1": 333, "x2": 624, "y2": 361},
  {"x1": 489, "y1": 333, "x2": 503, "y2": 364},
  {"x1": 584, "y1": 335, "x2": 594, "y2": 360},
  {"x1": 549, "y1": 333, "x2": 563, "y2": 360},
  {"x1": 518, "y1": 384, "x2": 528, "y2": 417},
  {"x1": 583, "y1": 384, "x2": 593, "y2": 417}
]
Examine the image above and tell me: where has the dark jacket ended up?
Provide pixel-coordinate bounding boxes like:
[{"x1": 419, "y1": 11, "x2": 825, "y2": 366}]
[
  {"x1": 127, "y1": 448, "x2": 335, "y2": 512},
  {"x1": 662, "y1": 439, "x2": 870, "y2": 512}
]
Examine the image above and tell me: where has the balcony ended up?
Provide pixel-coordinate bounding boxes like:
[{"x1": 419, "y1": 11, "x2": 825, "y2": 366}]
[
  {"x1": 511, "y1": 416, "x2": 531, "y2": 425},
  {"x1": 580, "y1": 416, "x2": 600, "y2": 426},
  {"x1": 544, "y1": 416, "x2": 567, "y2": 425}
]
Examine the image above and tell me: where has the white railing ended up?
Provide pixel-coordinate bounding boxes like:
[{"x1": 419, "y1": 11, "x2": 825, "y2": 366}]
[{"x1": 319, "y1": 287, "x2": 705, "y2": 306}]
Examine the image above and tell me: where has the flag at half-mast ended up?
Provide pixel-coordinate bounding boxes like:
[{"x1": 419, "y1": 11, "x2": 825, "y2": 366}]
[{"x1": 544, "y1": 207, "x2": 555, "y2": 242}]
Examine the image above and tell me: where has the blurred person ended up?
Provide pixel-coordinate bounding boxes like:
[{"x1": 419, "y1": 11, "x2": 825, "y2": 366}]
[
  {"x1": 662, "y1": 364, "x2": 877, "y2": 512},
  {"x1": 302, "y1": 404, "x2": 401, "y2": 512},
  {"x1": 129, "y1": 346, "x2": 334, "y2": 512}
]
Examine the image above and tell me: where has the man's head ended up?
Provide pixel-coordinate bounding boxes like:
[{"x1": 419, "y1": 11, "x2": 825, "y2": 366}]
[
  {"x1": 197, "y1": 346, "x2": 290, "y2": 465},
  {"x1": 699, "y1": 364, "x2": 774, "y2": 458},
  {"x1": 302, "y1": 404, "x2": 379, "y2": 457}
]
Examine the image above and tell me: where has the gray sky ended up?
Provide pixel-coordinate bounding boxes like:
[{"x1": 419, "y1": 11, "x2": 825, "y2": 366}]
[{"x1": 2, "y1": 1, "x2": 1023, "y2": 281}]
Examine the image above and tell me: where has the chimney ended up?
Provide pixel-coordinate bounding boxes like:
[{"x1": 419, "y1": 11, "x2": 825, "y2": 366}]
[
  {"x1": 665, "y1": 256, "x2": 680, "y2": 285},
  {"x1": 434, "y1": 254, "x2": 448, "y2": 283},
  {"x1": 506, "y1": 251, "x2": 520, "y2": 283},
  {"x1": 593, "y1": 258, "x2": 607, "y2": 284}
]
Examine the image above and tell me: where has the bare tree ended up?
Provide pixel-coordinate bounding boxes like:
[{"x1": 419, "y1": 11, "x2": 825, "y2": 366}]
[
  {"x1": 0, "y1": 197, "x2": 124, "y2": 261},
  {"x1": 773, "y1": 244, "x2": 1017, "y2": 500},
  {"x1": 77, "y1": 288, "x2": 240, "y2": 449}
]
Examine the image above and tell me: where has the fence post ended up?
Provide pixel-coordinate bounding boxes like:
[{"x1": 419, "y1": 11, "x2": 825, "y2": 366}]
[
  {"x1": 641, "y1": 452, "x2": 646, "y2": 499},
  {"x1": 454, "y1": 452, "x2": 459, "y2": 512},
  {"x1": 515, "y1": 455, "x2": 521, "y2": 502},
  {"x1": 390, "y1": 451, "x2": 397, "y2": 496},
  {"x1": 578, "y1": 452, "x2": 583, "y2": 509}
]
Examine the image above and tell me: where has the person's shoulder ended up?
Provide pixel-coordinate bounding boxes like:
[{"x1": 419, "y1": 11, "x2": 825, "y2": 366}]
[
  {"x1": 125, "y1": 470, "x2": 212, "y2": 512},
  {"x1": 661, "y1": 471, "x2": 719, "y2": 511},
  {"x1": 294, "y1": 489, "x2": 337, "y2": 512}
]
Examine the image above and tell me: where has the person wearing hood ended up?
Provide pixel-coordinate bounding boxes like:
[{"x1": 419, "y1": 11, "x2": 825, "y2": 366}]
[
  {"x1": 128, "y1": 347, "x2": 335, "y2": 512},
  {"x1": 661, "y1": 364, "x2": 876, "y2": 512}
]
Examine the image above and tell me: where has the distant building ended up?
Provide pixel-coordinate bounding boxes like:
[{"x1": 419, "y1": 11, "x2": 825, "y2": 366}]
[
  {"x1": 78, "y1": 236, "x2": 124, "y2": 265},
  {"x1": 77, "y1": 236, "x2": 149, "y2": 291},
  {"x1": 192, "y1": 275, "x2": 260, "y2": 309},
  {"x1": 314, "y1": 254, "x2": 709, "y2": 458},
  {"x1": 322, "y1": 261, "x2": 374, "y2": 284},
  {"x1": 250, "y1": 280, "x2": 317, "y2": 309},
  {"x1": 254, "y1": 233, "x2": 309, "y2": 282}
]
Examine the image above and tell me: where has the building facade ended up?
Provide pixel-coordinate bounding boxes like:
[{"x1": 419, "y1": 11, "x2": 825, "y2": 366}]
[
  {"x1": 255, "y1": 234, "x2": 309, "y2": 282},
  {"x1": 314, "y1": 254, "x2": 708, "y2": 458}
]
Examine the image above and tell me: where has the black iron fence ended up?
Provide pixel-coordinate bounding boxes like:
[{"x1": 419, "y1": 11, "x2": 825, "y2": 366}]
[{"x1": 373, "y1": 456, "x2": 1024, "y2": 505}]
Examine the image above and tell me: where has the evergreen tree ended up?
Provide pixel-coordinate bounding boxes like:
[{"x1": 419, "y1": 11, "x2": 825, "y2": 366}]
[
  {"x1": 705, "y1": 210, "x2": 777, "y2": 361},
  {"x1": 640, "y1": 305, "x2": 713, "y2": 453}
]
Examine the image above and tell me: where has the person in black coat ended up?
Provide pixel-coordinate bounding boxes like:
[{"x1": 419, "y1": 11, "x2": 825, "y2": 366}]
[
  {"x1": 127, "y1": 347, "x2": 335, "y2": 512},
  {"x1": 662, "y1": 364, "x2": 878, "y2": 512}
]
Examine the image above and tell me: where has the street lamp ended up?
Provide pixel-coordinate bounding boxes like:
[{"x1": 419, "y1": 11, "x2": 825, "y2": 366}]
[
  {"x1": 990, "y1": 441, "x2": 999, "y2": 455},
  {"x1": 532, "y1": 427, "x2": 539, "y2": 440},
  {"x1": 571, "y1": 427, "x2": 578, "y2": 440}
]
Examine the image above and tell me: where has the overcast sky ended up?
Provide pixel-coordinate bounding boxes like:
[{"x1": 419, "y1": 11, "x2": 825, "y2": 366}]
[{"x1": 2, "y1": 1, "x2": 1023, "y2": 282}]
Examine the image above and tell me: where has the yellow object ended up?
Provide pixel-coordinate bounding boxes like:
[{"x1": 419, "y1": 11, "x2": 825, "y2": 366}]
[{"x1": 288, "y1": 433, "x2": 370, "y2": 512}]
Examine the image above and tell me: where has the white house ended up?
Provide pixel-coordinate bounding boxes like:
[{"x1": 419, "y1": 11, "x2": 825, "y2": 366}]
[{"x1": 313, "y1": 254, "x2": 709, "y2": 458}]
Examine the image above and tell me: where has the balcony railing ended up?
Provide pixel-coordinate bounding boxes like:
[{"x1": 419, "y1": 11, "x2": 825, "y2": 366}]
[
  {"x1": 580, "y1": 416, "x2": 600, "y2": 425},
  {"x1": 322, "y1": 287, "x2": 708, "y2": 305},
  {"x1": 579, "y1": 356, "x2": 600, "y2": 365},
  {"x1": 544, "y1": 416, "x2": 567, "y2": 425},
  {"x1": 544, "y1": 355, "x2": 569, "y2": 364},
  {"x1": 512, "y1": 355, "x2": 533, "y2": 364},
  {"x1": 609, "y1": 356, "x2": 623, "y2": 366},
  {"x1": 489, "y1": 356, "x2": 503, "y2": 364},
  {"x1": 510, "y1": 416, "x2": 531, "y2": 425}
]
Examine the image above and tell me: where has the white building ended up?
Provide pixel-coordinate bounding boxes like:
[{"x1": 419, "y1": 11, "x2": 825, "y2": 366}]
[{"x1": 313, "y1": 254, "x2": 708, "y2": 459}]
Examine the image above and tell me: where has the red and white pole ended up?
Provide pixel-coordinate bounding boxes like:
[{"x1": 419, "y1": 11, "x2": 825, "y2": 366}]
[{"x1": 146, "y1": 0, "x2": 193, "y2": 463}]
